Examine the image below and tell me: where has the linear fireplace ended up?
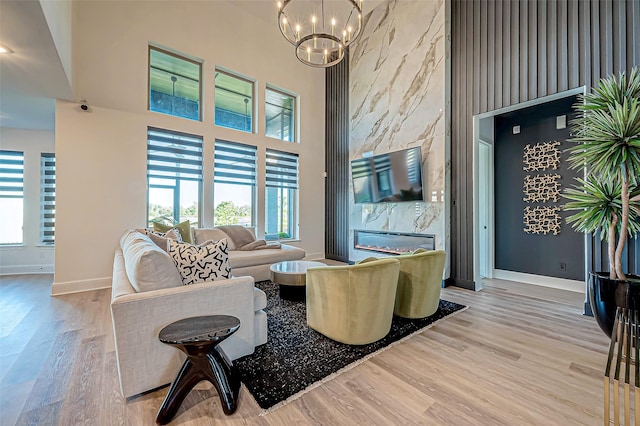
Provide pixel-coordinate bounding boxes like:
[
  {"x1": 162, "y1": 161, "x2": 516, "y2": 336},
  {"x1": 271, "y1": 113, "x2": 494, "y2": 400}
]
[{"x1": 353, "y1": 229, "x2": 435, "y2": 255}]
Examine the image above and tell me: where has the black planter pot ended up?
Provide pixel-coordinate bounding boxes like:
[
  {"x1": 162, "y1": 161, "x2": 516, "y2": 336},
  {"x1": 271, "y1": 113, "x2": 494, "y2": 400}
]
[{"x1": 588, "y1": 271, "x2": 640, "y2": 337}]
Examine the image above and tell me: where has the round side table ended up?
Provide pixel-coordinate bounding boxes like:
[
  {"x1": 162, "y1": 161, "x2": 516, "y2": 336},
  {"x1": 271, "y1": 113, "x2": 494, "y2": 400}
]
[
  {"x1": 270, "y1": 260, "x2": 326, "y2": 300},
  {"x1": 156, "y1": 315, "x2": 241, "y2": 425}
]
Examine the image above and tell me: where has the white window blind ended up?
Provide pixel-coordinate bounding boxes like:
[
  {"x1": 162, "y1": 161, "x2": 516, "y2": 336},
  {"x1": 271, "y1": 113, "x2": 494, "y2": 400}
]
[
  {"x1": 0, "y1": 150, "x2": 25, "y2": 244},
  {"x1": 265, "y1": 149, "x2": 299, "y2": 189},
  {"x1": 147, "y1": 127, "x2": 203, "y2": 182},
  {"x1": 214, "y1": 140, "x2": 257, "y2": 186},
  {"x1": 40, "y1": 153, "x2": 56, "y2": 244},
  {"x1": 0, "y1": 150, "x2": 24, "y2": 198}
]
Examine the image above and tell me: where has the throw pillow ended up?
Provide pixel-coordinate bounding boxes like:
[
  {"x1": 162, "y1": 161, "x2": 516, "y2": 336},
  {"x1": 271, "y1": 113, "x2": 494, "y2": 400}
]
[
  {"x1": 167, "y1": 238, "x2": 231, "y2": 285},
  {"x1": 153, "y1": 220, "x2": 193, "y2": 244},
  {"x1": 136, "y1": 228, "x2": 183, "y2": 252},
  {"x1": 193, "y1": 228, "x2": 231, "y2": 247},
  {"x1": 120, "y1": 231, "x2": 183, "y2": 292}
]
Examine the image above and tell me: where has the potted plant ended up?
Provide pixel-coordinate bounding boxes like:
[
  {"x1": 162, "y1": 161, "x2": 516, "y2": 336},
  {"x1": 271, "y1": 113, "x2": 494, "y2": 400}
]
[{"x1": 563, "y1": 66, "x2": 640, "y2": 337}]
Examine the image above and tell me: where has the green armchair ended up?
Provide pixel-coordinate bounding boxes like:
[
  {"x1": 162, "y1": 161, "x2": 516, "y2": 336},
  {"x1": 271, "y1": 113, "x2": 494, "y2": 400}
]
[
  {"x1": 306, "y1": 258, "x2": 400, "y2": 345},
  {"x1": 394, "y1": 249, "x2": 447, "y2": 318}
]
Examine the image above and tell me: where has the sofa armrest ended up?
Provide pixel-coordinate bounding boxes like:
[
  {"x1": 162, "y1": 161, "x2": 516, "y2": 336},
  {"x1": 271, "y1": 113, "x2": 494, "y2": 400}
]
[{"x1": 110, "y1": 274, "x2": 256, "y2": 398}]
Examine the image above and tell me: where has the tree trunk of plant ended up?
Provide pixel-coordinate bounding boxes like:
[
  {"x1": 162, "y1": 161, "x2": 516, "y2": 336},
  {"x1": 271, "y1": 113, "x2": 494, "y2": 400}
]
[
  {"x1": 609, "y1": 214, "x2": 618, "y2": 280},
  {"x1": 615, "y1": 173, "x2": 630, "y2": 280}
]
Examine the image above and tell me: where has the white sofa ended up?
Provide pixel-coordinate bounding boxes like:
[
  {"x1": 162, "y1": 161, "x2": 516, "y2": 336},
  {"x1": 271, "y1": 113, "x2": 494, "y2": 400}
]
[
  {"x1": 192, "y1": 227, "x2": 306, "y2": 281},
  {"x1": 110, "y1": 231, "x2": 268, "y2": 398}
]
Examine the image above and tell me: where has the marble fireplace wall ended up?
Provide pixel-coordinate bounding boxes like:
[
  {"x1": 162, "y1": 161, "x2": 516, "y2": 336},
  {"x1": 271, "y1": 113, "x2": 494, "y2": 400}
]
[{"x1": 349, "y1": 0, "x2": 446, "y2": 261}]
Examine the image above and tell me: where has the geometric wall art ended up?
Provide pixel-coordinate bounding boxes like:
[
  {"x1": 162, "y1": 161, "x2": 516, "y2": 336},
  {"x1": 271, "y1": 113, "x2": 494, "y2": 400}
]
[
  {"x1": 522, "y1": 140, "x2": 562, "y2": 235},
  {"x1": 523, "y1": 140, "x2": 561, "y2": 172},
  {"x1": 523, "y1": 174, "x2": 561, "y2": 203},
  {"x1": 523, "y1": 206, "x2": 562, "y2": 235}
]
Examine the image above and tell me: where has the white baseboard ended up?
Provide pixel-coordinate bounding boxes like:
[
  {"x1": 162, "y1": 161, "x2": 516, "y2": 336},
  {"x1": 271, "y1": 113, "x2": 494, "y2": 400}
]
[
  {"x1": 51, "y1": 276, "x2": 112, "y2": 296},
  {"x1": 493, "y1": 269, "x2": 585, "y2": 293},
  {"x1": 0, "y1": 264, "x2": 54, "y2": 275}
]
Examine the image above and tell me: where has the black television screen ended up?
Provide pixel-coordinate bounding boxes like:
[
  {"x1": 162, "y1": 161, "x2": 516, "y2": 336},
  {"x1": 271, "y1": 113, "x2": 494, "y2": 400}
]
[{"x1": 351, "y1": 147, "x2": 424, "y2": 204}]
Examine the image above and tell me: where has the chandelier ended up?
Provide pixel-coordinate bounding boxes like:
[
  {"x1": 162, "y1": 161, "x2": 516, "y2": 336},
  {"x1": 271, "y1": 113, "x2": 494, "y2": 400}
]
[{"x1": 277, "y1": 0, "x2": 363, "y2": 68}]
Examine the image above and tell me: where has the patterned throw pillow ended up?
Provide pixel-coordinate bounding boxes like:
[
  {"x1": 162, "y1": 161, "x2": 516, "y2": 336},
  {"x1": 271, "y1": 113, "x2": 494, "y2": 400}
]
[{"x1": 167, "y1": 238, "x2": 231, "y2": 285}]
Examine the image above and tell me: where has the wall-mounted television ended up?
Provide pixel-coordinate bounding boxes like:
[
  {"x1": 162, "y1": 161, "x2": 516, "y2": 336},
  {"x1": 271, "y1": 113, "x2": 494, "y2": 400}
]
[{"x1": 351, "y1": 146, "x2": 424, "y2": 204}]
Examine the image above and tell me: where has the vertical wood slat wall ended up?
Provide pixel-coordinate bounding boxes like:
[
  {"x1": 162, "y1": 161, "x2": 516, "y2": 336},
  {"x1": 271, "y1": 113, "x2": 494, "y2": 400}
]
[
  {"x1": 451, "y1": 0, "x2": 640, "y2": 286},
  {"x1": 325, "y1": 51, "x2": 350, "y2": 262}
]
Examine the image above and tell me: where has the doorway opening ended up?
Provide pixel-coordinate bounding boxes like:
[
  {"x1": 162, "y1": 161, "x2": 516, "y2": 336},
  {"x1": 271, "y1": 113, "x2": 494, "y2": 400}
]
[{"x1": 473, "y1": 87, "x2": 586, "y2": 295}]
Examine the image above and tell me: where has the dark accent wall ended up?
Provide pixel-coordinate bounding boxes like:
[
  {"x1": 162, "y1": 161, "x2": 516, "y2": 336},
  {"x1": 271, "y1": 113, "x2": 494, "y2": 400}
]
[
  {"x1": 325, "y1": 50, "x2": 350, "y2": 262},
  {"x1": 451, "y1": 0, "x2": 640, "y2": 286},
  {"x1": 494, "y1": 96, "x2": 583, "y2": 280}
]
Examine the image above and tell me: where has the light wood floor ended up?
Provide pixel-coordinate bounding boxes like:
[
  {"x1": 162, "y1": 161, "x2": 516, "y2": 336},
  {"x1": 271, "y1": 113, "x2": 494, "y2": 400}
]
[{"x1": 0, "y1": 274, "x2": 608, "y2": 425}]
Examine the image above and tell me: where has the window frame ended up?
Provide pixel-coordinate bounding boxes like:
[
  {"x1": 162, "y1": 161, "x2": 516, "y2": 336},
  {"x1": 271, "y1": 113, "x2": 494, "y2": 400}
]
[
  {"x1": 40, "y1": 153, "x2": 56, "y2": 245},
  {"x1": 214, "y1": 68, "x2": 256, "y2": 134},
  {"x1": 265, "y1": 149, "x2": 299, "y2": 240},
  {"x1": 213, "y1": 140, "x2": 258, "y2": 227},
  {"x1": 146, "y1": 127, "x2": 203, "y2": 227},
  {"x1": 148, "y1": 45, "x2": 203, "y2": 121},
  {"x1": 265, "y1": 85, "x2": 297, "y2": 143}
]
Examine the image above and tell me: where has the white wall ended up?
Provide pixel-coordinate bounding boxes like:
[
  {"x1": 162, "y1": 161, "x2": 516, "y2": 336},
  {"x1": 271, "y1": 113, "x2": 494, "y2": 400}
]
[
  {"x1": 0, "y1": 127, "x2": 55, "y2": 274},
  {"x1": 53, "y1": 1, "x2": 326, "y2": 294}
]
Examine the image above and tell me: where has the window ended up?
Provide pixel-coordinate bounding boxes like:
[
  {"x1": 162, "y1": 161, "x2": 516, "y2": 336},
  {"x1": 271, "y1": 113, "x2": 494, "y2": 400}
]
[
  {"x1": 149, "y1": 46, "x2": 201, "y2": 121},
  {"x1": 213, "y1": 141, "x2": 257, "y2": 227},
  {"x1": 215, "y1": 70, "x2": 254, "y2": 133},
  {"x1": 40, "y1": 153, "x2": 56, "y2": 245},
  {"x1": 0, "y1": 150, "x2": 24, "y2": 244},
  {"x1": 266, "y1": 87, "x2": 296, "y2": 142},
  {"x1": 265, "y1": 149, "x2": 299, "y2": 240},
  {"x1": 147, "y1": 128, "x2": 203, "y2": 226}
]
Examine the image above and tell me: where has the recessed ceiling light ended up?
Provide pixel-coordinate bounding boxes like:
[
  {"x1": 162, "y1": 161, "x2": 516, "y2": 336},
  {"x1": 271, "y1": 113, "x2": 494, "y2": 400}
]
[{"x1": 0, "y1": 44, "x2": 14, "y2": 54}]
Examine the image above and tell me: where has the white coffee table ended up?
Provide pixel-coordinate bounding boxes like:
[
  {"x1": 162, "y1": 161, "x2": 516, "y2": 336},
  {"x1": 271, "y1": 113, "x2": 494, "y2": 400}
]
[{"x1": 270, "y1": 260, "x2": 326, "y2": 300}]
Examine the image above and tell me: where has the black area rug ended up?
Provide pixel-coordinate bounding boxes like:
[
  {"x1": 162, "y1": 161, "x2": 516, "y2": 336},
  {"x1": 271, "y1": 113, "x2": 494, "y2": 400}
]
[{"x1": 234, "y1": 280, "x2": 467, "y2": 412}]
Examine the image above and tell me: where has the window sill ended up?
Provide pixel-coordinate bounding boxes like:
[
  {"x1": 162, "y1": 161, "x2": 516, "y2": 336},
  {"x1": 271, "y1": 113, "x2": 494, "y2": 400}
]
[
  {"x1": 0, "y1": 244, "x2": 25, "y2": 250},
  {"x1": 36, "y1": 244, "x2": 55, "y2": 249}
]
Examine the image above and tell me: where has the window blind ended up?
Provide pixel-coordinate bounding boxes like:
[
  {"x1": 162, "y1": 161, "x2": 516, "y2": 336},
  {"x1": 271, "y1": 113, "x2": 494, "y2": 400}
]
[
  {"x1": 265, "y1": 149, "x2": 298, "y2": 189},
  {"x1": 214, "y1": 140, "x2": 257, "y2": 186},
  {"x1": 0, "y1": 150, "x2": 24, "y2": 198},
  {"x1": 40, "y1": 153, "x2": 56, "y2": 244},
  {"x1": 147, "y1": 127, "x2": 203, "y2": 181}
]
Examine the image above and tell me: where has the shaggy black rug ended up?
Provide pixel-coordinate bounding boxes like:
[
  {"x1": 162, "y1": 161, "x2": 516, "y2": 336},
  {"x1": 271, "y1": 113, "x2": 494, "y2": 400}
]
[{"x1": 233, "y1": 280, "x2": 467, "y2": 411}]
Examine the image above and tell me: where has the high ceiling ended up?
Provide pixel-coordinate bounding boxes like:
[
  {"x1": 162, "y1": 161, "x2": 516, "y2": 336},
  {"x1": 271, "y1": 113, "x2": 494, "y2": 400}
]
[
  {"x1": 0, "y1": 0, "x2": 386, "y2": 131},
  {"x1": 0, "y1": 0, "x2": 72, "y2": 130}
]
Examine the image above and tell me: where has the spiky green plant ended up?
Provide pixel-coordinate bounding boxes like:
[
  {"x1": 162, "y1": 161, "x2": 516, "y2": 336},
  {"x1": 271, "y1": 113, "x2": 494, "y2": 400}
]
[{"x1": 564, "y1": 66, "x2": 640, "y2": 279}]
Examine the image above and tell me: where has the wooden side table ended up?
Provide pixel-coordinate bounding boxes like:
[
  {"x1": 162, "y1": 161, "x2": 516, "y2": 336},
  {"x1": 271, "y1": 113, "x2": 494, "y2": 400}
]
[{"x1": 156, "y1": 315, "x2": 241, "y2": 425}]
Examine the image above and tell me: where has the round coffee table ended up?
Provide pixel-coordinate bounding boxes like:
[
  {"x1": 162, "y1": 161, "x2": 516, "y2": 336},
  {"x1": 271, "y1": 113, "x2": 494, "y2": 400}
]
[
  {"x1": 270, "y1": 260, "x2": 326, "y2": 300},
  {"x1": 156, "y1": 315, "x2": 241, "y2": 425}
]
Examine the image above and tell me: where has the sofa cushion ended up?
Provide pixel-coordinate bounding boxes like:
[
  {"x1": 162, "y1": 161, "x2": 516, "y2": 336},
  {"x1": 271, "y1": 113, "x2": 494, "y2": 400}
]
[
  {"x1": 194, "y1": 228, "x2": 233, "y2": 248},
  {"x1": 229, "y1": 244, "x2": 305, "y2": 269},
  {"x1": 153, "y1": 220, "x2": 193, "y2": 244},
  {"x1": 135, "y1": 228, "x2": 183, "y2": 251},
  {"x1": 120, "y1": 231, "x2": 182, "y2": 292},
  {"x1": 168, "y1": 238, "x2": 232, "y2": 285},
  {"x1": 217, "y1": 225, "x2": 255, "y2": 249}
]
